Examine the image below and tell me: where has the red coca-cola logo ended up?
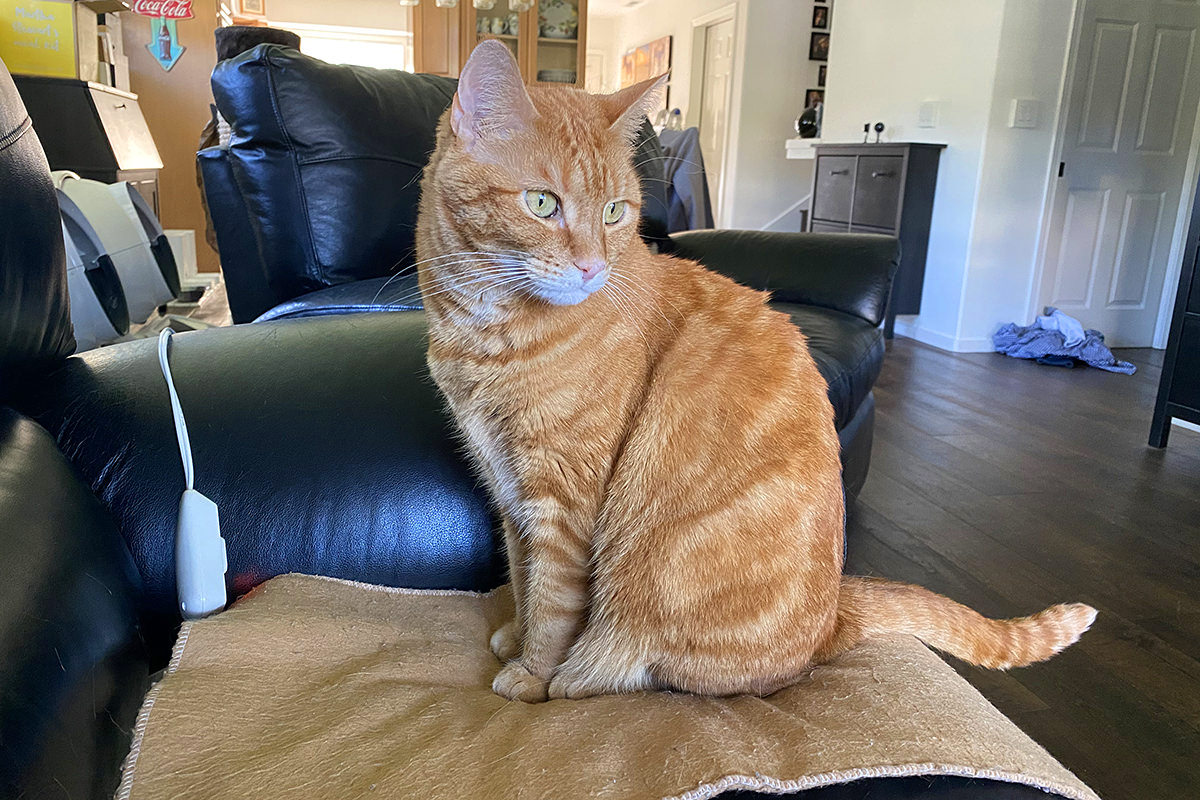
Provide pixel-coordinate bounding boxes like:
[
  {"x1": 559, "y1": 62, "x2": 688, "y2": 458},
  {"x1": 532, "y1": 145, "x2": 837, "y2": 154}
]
[{"x1": 130, "y1": 0, "x2": 195, "y2": 19}]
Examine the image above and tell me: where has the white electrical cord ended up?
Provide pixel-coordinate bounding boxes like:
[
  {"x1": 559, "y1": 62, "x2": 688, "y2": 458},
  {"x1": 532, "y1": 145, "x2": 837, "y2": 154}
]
[
  {"x1": 158, "y1": 329, "x2": 194, "y2": 491},
  {"x1": 158, "y1": 329, "x2": 227, "y2": 619}
]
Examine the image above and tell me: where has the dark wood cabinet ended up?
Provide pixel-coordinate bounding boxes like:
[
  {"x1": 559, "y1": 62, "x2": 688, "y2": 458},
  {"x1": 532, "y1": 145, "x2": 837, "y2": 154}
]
[
  {"x1": 414, "y1": 0, "x2": 589, "y2": 89},
  {"x1": 807, "y1": 143, "x2": 944, "y2": 337},
  {"x1": 1150, "y1": 177, "x2": 1200, "y2": 446}
]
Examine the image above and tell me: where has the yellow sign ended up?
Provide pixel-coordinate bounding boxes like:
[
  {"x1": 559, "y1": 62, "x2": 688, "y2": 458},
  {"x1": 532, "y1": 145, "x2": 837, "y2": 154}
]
[{"x1": 0, "y1": 1, "x2": 77, "y2": 79}]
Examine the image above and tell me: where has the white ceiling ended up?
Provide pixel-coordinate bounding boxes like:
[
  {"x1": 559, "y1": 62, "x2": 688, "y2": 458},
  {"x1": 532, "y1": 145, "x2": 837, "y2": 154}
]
[{"x1": 588, "y1": 0, "x2": 649, "y2": 18}]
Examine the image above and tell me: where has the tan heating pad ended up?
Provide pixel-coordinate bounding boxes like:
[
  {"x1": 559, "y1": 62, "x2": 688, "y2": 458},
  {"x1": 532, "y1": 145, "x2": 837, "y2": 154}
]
[{"x1": 117, "y1": 574, "x2": 1099, "y2": 800}]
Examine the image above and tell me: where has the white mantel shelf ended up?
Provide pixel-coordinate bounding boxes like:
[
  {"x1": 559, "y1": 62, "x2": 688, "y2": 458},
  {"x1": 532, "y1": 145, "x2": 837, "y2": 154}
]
[{"x1": 785, "y1": 138, "x2": 820, "y2": 159}]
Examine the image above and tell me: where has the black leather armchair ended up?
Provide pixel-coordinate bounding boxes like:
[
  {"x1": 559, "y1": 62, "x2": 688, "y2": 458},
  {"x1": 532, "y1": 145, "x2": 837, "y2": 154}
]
[
  {"x1": 198, "y1": 44, "x2": 894, "y2": 498},
  {"x1": 1, "y1": 53, "x2": 1055, "y2": 800}
]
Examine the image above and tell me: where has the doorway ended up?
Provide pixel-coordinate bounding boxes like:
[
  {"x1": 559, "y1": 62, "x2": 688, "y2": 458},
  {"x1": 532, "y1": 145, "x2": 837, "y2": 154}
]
[
  {"x1": 691, "y1": 6, "x2": 737, "y2": 225},
  {"x1": 1037, "y1": 0, "x2": 1200, "y2": 347}
]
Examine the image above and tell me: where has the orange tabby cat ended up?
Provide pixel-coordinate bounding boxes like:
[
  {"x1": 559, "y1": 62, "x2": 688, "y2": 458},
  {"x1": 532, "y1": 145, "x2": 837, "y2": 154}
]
[{"x1": 415, "y1": 41, "x2": 1096, "y2": 703}]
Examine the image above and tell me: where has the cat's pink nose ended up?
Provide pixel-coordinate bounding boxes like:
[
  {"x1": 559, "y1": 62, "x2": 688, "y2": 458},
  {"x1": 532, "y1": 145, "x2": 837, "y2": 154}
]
[{"x1": 576, "y1": 258, "x2": 606, "y2": 281}]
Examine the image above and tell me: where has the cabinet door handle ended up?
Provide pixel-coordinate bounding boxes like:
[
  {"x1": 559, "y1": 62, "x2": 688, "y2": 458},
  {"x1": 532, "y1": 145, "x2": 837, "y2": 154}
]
[
  {"x1": 829, "y1": 168, "x2": 850, "y2": 176},
  {"x1": 872, "y1": 170, "x2": 896, "y2": 178},
  {"x1": 115, "y1": 103, "x2": 126, "y2": 109}
]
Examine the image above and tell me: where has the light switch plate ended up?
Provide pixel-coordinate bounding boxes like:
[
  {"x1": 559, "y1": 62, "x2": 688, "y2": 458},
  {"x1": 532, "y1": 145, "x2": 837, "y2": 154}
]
[
  {"x1": 1009, "y1": 98, "x2": 1041, "y2": 129},
  {"x1": 917, "y1": 101, "x2": 940, "y2": 128}
]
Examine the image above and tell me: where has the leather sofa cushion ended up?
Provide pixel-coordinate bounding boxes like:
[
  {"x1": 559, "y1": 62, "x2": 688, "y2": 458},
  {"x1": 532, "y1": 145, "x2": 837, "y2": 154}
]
[
  {"x1": 212, "y1": 45, "x2": 458, "y2": 302},
  {"x1": 774, "y1": 303, "x2": 885, "y2": 429},
  {"x1": 17, "y1": 312, "x2": 503, "y2": 650}
]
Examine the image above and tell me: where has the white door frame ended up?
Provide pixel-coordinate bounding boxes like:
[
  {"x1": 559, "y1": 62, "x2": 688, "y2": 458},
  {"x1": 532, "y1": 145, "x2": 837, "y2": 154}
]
[
  {"x1": 690, "y1": 3, "x2": 741, "y2": 229},
  {"x1": 1029, "y1": 0, "x2": 1200, "y2": 348}
]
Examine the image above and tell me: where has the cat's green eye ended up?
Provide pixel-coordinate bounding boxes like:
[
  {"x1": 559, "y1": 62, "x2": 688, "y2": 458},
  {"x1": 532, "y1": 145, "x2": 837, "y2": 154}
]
[
  {"x1": 525, "y1": 190, "x2": 559, "y2": 218},
  {"x1": 603, "y1": 200, "x2": 627, "y2": 225}
]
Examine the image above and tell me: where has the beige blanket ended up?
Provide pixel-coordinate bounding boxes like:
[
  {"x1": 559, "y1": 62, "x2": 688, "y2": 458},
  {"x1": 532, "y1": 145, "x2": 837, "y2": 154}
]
[{"x1": 117, "y1": 574, "x2": 1099, "y2": 800}]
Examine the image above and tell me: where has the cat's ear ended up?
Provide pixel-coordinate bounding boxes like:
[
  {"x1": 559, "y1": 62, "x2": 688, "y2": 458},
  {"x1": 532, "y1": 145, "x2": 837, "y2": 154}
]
[
  {"x1": 600, "y1": 73, "x2": 670, "y2": 142},
  {"x1": 451, "y1": 40, "x2": 539, "y2": 153}
]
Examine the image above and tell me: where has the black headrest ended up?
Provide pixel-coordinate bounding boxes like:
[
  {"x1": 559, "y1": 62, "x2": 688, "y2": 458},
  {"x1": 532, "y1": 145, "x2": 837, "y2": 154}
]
[
  {"x1": 215, "y1": 26, "x2": 301, "y2": 62},
  {"x1": 0, "y1": 58, "x2": 74, "y2": 391}
]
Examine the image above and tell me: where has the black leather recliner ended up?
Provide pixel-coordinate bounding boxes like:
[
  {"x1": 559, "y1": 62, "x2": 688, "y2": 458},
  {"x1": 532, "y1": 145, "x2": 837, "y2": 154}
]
[
  {"x1": 1, "y1": 53, "x2": 1053, "y2": 800},
  {"x1": 198, "y1": 44, "x2": 893, "y2": 498}
]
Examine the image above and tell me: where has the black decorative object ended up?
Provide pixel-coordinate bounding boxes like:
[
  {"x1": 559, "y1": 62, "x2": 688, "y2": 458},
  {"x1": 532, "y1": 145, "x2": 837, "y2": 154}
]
[
  {"x1": 874, "y1": 122, "x2": 885, "y2": 143},
  {"x1": 809, "y1": 32, "x2": 830, "y2": 61},
  {"x1": 796, "y1": 107, "x2": 819, "y2": 138},
  {"x1": 863, "y1": 123, "x2": 870, "y2": 143}
]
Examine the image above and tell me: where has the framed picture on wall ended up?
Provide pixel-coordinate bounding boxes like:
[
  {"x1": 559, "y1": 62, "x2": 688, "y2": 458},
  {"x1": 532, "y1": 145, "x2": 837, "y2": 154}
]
[
  {"x1": 809, "y1": 32, "x2": 830, "y2": 61},
  {"x1": 818, "y1": 64, "x2": 827, "y2": 87},
  {"x1": 812, "y1": 5, "x2": 829, "y2": 30},
  {"x1": 620, "y1": 51, "x2": 635, "y2": 87},
  {"x1": 647, "y1": 35, "x2": 671, "y2": 78},
  {"x1": 805, "y1": 89, "x2": 825, "y2": 108},
  {"x1": 238, "y1": 0, "x2": 266, "y2": 17},
  {"x1": 623, "y1": 35, "x2": 672, "y2": 88}
]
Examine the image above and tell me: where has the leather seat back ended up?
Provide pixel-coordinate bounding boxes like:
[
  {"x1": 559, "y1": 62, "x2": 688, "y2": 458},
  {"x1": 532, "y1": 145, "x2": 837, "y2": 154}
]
[
  {"x1": 205, "y1": 45, "x2": 459, "y2": 321},
  {"x1": 0, "y1": 59, "x2": 74, "y2": 387},
  {"x1": 202, "y1": 45, "x2": 672, "y2": 322}
]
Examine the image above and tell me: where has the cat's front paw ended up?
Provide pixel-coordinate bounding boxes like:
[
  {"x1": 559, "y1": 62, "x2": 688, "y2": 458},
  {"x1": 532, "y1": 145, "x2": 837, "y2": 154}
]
[
  {"x1": 547, "y1": 664, "x2": 605, "y2": 700},
  {"x1": 493, "y1": 661, "x2": 550, "y2": 702},
  {"x1": 489, "y1": 621, "x2": 522, "y2": 661}
]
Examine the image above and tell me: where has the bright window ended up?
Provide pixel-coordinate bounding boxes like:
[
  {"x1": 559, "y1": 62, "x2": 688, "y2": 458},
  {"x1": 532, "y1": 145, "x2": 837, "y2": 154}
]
[{"x1": 274, "y1": 22, "x2": 414, "y2": 71}]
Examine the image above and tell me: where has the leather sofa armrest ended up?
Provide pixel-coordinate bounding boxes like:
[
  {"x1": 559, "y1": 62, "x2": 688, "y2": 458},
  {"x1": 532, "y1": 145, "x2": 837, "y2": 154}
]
[
  {"x1": 16, "y1": 313, "x2": 503, "y2": 650},
  {"x1": 198, "y1": 146, "x2": 277, "y2": 323},
  {"x1": 668, "y1": 230, "x2": 900, "y2": 327},
  {"x1": 0, "y1": 408, "x2": 148, "y2": 800}
]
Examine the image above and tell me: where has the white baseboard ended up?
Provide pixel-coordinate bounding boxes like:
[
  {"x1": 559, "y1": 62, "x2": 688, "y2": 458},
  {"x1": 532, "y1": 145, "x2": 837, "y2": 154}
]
[
  {"x1": 891, "y1": 318, "x2": 994, "y2": 353},
  {"x1": 1172, "y1": 418, "x2": 1200, "y2": 434}
]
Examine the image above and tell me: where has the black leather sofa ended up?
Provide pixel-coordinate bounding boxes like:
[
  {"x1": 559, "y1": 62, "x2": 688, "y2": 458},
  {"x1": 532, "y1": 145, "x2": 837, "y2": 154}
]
[
  {"x1": 198, "y1": 45, "x2": 892, "y2": 498},
  {"x1": 1, "y1": 53, "x2": 1055, "y2": 800}
]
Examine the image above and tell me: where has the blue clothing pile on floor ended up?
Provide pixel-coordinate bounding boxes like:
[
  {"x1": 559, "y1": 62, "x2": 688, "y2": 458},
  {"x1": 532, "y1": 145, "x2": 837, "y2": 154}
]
[{"x1": 992, "y1": 307, "x2": 1137, "y2": 374}]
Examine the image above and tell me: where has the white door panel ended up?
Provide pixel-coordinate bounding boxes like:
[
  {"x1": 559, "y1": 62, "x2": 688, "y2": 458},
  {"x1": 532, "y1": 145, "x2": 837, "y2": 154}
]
[
  {"x1": 1040, "y1": 0, "x2": 1200, "y2": 346},
  {"x1": 698, "y1": 17, "x2": 735, "y2": 223}
]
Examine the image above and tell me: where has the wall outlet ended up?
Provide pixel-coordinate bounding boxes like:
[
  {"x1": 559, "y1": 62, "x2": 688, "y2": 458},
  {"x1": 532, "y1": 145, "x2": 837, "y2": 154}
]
[
  {"x1": 917, "y1": 101, "x2": 940, "y2": 128},
  {"x1": 1009, "y1": 98, "x2": 1041, "y2": 129}
]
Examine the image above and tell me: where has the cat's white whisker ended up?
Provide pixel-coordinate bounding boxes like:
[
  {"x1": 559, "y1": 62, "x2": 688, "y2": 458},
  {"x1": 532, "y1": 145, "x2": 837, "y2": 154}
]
[
  {"x1": 390, "y1": 268, "x2": 531, "y2": 308},
  {"x1": 375, "y1": 258, "x2": 528, "y2": 307}
]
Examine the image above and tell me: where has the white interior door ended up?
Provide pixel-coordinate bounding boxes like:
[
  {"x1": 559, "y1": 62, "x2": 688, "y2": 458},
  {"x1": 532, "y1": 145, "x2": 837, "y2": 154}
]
[
  {"x1": 1039, "y1": 0, "x2": 1200, "y2": 347},
  {"x1": 697, "y1": 17, "x2": 735, "y2": 221},
  {"x1": 585, "y1": 50, "x2": 606, "y2": 94}
]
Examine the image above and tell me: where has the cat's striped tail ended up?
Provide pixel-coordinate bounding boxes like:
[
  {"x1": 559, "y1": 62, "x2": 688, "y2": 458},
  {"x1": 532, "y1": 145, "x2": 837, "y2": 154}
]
[{"x1": 827, "y1": 576, "x2": 1097, "y2": 669}]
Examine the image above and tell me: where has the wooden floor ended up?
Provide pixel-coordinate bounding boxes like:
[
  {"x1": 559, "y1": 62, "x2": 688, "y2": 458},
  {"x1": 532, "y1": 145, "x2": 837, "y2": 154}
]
[{"x1": 844, "y1": 339, "x2": 1200, "y2": 800}]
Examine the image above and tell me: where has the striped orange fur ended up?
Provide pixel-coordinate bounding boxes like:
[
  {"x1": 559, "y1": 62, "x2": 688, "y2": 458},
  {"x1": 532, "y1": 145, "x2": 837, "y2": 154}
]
[{"x1": 415, "y1": 41, "x2": 1096, "y2": 702}]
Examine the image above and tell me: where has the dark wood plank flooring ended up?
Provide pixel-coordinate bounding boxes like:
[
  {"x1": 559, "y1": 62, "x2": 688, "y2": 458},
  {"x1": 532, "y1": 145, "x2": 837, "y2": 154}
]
[{"x1": 845, "y1": 339, "x2": 1200, "y2": 800}]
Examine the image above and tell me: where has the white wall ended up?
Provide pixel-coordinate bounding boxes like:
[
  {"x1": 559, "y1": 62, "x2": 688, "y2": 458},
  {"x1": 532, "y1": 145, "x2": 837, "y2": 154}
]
[
  {"x1": 590, "y1": 0, "x2": 822, "y2": 232},
  {"x1": 822, "y1": 0, "x2": 1078, "y2": 351},
  {"x1": 585, "y1": 14, "x2": 619, "y2": 93},
  {"x1": 957, "y1": 0, "x2": 1076, "y2": 349},
  {"x1": 724, "y1": 0, "x2": 812, "y2": 231},
  {"x1": 597, "y1": 0, "x2": 733, "y2": 117},
  {"x1": 822, "y1": 0, "x2": 1006, "y2": 348}
]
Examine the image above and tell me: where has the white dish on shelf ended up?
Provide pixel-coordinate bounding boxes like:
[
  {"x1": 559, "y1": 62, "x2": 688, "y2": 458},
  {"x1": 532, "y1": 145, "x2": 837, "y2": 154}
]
[{"x1": 538, "y1": 0, "x2": 578, "y2": 39}]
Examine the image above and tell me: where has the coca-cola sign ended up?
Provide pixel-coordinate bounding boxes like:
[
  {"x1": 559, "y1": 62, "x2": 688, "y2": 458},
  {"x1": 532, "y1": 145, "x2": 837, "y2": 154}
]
[{"x1": 130, "y1": 0, "x2": 195, "y2": 19}]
